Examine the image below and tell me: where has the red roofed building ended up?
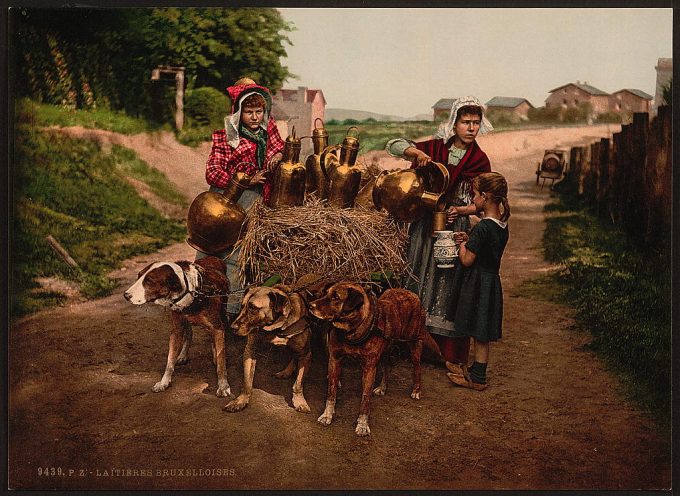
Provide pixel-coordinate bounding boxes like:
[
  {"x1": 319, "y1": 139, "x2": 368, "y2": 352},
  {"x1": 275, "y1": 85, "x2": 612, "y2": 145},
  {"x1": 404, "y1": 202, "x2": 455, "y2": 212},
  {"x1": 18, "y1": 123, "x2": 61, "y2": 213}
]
[{"x1": 272, "y1": 86, "x2": 327, "y2": 137}]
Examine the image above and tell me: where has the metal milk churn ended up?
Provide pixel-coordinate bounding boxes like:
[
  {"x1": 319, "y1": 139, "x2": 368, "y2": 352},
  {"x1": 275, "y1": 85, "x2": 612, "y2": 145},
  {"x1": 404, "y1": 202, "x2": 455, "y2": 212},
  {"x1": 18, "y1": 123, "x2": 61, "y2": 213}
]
[
  {"x1": 270, "y1": 127, "x2": 307, "y2": 208},
  {"x1": 319, "y1": 126, "x2": 363, "y2": 208},
  {"x1": 304, "y1": 118, "x2": 330, "y2": 199},
  {"x1": 186, "y1": 169, "x2": 251, "y2": 254},
  {"x1": 372, "y1": 161, "x2": 449, "y2": 223}
]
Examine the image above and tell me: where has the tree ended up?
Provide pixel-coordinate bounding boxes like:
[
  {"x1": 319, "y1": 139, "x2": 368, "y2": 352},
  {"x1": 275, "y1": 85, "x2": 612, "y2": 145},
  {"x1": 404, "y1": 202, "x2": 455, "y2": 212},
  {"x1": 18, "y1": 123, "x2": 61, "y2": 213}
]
[
  {"x1": 11, "y1": 8, "x2": 295, "y2": 117},
  {"x1": 661, "y1": 78, "x2": 672, "y2": 106}
]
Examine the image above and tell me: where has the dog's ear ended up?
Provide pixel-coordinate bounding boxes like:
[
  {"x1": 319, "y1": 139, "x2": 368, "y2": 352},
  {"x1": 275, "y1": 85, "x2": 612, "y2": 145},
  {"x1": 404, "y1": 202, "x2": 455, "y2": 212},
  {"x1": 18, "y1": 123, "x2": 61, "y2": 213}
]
[
  {"x1": 137, "y1": 263, "x2": 155, "y2": 279},
  {"x1": 341, "y1": 286, "x2": 366, "y2": 314},
  {"x1": 263, "y1": 290, "x2": 291, "y2": 331},
  {"x1": 240, "y1": 286, "x2": 259, "y2": 310}
]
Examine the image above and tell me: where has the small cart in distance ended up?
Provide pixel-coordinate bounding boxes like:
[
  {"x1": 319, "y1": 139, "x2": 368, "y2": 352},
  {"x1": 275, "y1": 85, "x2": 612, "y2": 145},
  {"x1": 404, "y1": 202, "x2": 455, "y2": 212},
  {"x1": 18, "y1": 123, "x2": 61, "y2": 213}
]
[{"x1": 536, "y1": 149, "x2": 567, "y2": 189}]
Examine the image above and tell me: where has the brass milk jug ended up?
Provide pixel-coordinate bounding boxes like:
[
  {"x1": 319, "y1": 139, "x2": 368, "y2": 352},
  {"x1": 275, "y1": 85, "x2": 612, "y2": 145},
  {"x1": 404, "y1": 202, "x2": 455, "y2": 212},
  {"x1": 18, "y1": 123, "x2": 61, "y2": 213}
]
[
  {"x1": 320, "y1": 126, "x2": 363, "y2": 208},
  {"x1": 186, "y1": 169, "x2": 251, "y2": 254},
  {"x1": 372, "y1": 161, "x2": 449, "y2": 223},
  {"x1": 270, "y1": 127, "x2": 307, "y2": 208},
  {"x1": 304, "y1": 118, "x2": 330, "y2": 198}
]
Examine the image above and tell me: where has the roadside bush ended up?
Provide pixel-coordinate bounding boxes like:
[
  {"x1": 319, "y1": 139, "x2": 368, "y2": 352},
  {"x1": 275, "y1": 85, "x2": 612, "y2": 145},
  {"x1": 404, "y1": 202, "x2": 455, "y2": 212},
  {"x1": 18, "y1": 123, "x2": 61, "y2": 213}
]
[
  {"x1": 595, "y1": 112, "x2": 623, "y2": 124},
  {"x1": 528, "y1": 105, "x2": 562, "y2": 123},
  {"x1": 185, "y1": 86, "x2": 228, "y2": 128},
  {"x1": 541, "y1": 192, "x2": 671, "y2": 431}
]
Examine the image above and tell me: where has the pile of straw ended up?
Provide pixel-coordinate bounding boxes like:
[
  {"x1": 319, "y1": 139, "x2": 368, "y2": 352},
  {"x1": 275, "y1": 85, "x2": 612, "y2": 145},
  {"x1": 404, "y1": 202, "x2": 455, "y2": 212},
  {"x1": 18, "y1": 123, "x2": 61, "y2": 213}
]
[{"x1": 236, "y1": 196, "x2": 410, "y2": 285}]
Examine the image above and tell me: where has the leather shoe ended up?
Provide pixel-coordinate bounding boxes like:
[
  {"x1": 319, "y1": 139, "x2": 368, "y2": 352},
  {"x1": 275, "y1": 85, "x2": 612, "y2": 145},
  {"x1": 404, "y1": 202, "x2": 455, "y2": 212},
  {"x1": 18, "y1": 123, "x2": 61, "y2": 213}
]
[
  {"x1": 445, "y1": 361, "x2": 466, "y2": 376},
  {"x1": 447, "y1": 372, "x2": 487, "y2": 391}
]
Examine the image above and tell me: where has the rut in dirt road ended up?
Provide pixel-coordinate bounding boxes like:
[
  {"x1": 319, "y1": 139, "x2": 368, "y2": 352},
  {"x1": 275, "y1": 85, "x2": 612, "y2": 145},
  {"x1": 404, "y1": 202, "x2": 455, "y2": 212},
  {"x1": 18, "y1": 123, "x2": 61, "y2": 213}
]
[{"x1": 8, "y1": 125, "x2": 670, "y2": 490}]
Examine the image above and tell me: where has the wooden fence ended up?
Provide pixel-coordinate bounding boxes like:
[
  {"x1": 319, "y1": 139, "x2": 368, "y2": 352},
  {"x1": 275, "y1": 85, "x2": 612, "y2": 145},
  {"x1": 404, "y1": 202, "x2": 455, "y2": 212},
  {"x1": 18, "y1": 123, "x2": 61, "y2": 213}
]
[{"x1": 563, "y1": 105, "x2": 672, "y2": 246}]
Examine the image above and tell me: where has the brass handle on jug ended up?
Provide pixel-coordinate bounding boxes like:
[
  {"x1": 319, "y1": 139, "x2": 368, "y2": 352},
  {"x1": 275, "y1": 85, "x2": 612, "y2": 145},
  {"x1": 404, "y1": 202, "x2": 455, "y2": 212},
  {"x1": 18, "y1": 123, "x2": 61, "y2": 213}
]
[
  {"x1": 314, "y1": 117, "x2": 324, "y2": 130},
  {"x1": 319, "y1": 144, "x2": 341, "y2": 180}
]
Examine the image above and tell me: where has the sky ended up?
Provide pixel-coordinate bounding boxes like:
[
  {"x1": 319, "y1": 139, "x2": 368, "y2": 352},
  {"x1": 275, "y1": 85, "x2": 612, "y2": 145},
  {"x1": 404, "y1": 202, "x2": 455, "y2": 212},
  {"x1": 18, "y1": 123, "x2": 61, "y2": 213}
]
[{"x1": 278, "y1": 8, "x2": 673, "y2": 118}]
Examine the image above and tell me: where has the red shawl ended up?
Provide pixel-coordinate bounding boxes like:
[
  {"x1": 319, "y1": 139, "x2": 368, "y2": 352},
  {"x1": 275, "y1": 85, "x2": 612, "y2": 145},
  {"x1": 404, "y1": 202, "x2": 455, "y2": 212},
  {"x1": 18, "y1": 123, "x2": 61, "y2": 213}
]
[{"x1": 412, "y1": 138, "x2": 491, "y2": 194}]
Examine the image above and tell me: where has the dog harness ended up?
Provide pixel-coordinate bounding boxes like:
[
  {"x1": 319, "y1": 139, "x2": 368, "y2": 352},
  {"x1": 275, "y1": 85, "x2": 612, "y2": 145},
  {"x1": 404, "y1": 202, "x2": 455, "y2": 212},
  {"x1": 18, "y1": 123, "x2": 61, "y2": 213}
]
[
  {"x1": 275, "y1": 316, "x2": 310, "y2": 339},
  {"x1": 146, "y1": 262, "x2": 200, "y2": 312},
  {"x1": 338, "y1": 294, "x2": 380, "y2": 346}
]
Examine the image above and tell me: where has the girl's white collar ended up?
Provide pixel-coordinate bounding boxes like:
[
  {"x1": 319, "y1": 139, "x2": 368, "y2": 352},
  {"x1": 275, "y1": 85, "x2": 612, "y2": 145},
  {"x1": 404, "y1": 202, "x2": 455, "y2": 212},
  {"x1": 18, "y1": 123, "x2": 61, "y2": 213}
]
[{"x1": 481, "y1": 216, "x2": 507, "y2": 229}]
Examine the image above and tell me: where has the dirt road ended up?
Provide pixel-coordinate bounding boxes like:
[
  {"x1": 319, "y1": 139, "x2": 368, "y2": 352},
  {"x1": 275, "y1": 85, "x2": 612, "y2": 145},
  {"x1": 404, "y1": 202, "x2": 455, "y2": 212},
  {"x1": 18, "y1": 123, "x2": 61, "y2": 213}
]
[{"x1": 8, "y1": 124, "x2": 671, "y2": 490}]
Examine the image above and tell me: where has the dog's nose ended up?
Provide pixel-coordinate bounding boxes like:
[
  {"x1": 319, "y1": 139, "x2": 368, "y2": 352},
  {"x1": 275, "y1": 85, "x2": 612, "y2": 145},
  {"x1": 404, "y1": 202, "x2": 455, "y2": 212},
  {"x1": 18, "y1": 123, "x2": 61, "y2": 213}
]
[{"x1": 123, "y1": 291, "x2": 132, "y2": 301}]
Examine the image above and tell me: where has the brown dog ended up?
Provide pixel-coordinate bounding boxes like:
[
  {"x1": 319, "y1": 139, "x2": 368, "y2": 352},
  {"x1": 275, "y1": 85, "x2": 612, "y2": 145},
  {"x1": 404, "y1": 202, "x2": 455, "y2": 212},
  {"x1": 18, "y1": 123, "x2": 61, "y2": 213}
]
[
  {"x1": 309, "y1": 282, "x2": 440, "y2": 436},
  {"x1": 225, "y1": 283, "x2": 315, "y2": 413},
  {"x1": 124, "y1": 256, "x2": 231, "y2": 397}
]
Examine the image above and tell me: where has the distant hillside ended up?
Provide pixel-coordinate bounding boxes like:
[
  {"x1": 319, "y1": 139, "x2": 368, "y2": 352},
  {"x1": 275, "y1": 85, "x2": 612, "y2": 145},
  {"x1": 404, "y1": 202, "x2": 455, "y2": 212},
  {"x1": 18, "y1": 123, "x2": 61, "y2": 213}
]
[{"x1": 325, "y1": 108, "x2": 432, "y2": 122}]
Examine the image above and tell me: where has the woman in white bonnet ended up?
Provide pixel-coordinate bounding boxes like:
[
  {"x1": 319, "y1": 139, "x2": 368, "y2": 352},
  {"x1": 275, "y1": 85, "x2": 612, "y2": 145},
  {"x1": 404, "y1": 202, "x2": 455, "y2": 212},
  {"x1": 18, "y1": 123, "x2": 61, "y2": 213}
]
[{"x1": 386, "y1": 96, "x2": 494, "y2": 373}]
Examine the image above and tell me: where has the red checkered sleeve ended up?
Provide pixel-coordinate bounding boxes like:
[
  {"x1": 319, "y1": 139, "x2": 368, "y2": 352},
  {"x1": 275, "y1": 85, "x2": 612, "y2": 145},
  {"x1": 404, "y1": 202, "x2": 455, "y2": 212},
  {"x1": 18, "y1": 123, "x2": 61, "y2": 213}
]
[{"x1": 205, "y1": 130, "x2": 260, "y2": 188}]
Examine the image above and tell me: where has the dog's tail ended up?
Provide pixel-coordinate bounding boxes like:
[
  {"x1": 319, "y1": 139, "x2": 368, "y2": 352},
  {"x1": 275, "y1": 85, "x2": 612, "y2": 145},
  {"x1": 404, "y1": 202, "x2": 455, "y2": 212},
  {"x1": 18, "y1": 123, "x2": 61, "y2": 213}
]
[{"x1": 422, "y1": 331, "x2": 445, "y2": 361}]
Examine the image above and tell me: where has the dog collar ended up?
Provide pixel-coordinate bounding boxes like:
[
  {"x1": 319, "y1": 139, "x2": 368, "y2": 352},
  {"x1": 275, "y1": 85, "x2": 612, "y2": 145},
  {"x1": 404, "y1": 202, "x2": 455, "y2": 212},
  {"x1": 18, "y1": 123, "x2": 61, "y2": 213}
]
[
  {"x1": 168, "y1": 263, "x2": 200, "y2": 311},
  {"x1": 340, "y1": 294, "x2": 379, "y2": 346},
  {"x1": 276, "y1": 316, "x2": 309, "y2": 339}
]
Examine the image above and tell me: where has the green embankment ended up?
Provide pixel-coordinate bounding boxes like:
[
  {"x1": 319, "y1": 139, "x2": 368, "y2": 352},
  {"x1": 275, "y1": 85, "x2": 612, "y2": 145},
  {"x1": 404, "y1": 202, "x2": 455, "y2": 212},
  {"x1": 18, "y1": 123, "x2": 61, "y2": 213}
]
[
  {"x1": 11, "y1": 100, "x2": 187, "y2": 317},
  {"x1": 518, "y1": 189, "x2": 671, "y2": 436}
]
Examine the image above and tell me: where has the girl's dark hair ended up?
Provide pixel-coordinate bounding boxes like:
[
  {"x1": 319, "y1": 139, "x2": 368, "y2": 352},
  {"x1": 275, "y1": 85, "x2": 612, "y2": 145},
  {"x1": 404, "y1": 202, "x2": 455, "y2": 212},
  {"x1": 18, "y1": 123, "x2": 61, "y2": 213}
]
[
  {"x1": 455, "y1": 105, "x2": 483, "y2": 123},
  {"x1": 473, "y1": 172, "x2": 511, "y2": 222}
]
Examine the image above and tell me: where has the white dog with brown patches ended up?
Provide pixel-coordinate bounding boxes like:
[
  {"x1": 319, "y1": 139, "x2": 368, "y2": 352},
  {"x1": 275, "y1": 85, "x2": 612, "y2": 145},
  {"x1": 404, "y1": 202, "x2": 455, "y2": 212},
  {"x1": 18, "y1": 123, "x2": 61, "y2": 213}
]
[{"x1": 124, "y1": 256, "x2": 231, "y2": 398}]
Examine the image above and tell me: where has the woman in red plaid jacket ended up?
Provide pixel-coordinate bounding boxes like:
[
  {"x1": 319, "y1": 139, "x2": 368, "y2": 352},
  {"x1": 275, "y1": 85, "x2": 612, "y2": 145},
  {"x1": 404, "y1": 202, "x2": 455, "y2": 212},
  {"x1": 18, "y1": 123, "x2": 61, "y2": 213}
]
[{"x1": 199, "y1": 78, "x2": 285, "y2": 315}]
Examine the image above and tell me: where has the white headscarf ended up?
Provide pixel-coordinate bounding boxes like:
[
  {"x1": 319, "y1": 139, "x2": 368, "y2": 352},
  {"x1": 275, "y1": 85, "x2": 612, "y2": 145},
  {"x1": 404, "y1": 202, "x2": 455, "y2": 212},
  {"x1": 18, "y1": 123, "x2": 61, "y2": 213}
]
[
  {"x1": 224, "y1": 91, "x2": 270, "y2": 148},
  {"x1": 434, "y1": 95, "x2": 494, "y2": 143}
]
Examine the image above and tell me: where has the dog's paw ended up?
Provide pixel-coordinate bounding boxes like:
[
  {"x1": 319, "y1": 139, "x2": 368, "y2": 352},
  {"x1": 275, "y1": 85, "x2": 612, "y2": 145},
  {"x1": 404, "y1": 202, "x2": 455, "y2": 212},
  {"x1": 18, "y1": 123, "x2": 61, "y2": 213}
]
[
  {"x1": 372, "y1": 385, "x2": 386, "y2": 396},
  {"x1": 216, "y1": 384, "x2": 232, "y2": 398},
  {"x1": 292, "y1": 394, "x2": 311, "y2": 413},
  {"x1": 152, "y1": 381, "x2": 169, "y2": 393},
  {"x1": 317, "y1": 412, "x2": 333, "y2": 425},
  {"x1": 223, "y1": 396, "x2": 248, "y2": 412},
  {"x1": 410, "y1": 390, "x2": 421, "y2": 400},
  {"x1": 355, "y1": 415, "x2": 371, "y2": 436}
]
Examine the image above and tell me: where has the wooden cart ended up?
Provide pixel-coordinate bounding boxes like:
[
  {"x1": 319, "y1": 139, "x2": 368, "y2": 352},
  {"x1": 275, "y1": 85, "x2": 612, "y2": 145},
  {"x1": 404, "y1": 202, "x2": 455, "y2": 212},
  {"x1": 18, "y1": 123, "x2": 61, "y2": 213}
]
[{"x1": 535, "y1": 149, "x2": 567, "y2": 189}]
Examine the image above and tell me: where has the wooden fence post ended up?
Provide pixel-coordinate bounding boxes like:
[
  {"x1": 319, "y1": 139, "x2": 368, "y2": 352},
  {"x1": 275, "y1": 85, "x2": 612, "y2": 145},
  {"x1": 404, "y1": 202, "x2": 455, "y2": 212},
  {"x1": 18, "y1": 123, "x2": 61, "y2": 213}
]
[
  {"x1": 643, "y1": 105, "x2": 672, "y2": 245},
  {"x1": 629, "y1": 112, "x2": 649, "y2": 238}
]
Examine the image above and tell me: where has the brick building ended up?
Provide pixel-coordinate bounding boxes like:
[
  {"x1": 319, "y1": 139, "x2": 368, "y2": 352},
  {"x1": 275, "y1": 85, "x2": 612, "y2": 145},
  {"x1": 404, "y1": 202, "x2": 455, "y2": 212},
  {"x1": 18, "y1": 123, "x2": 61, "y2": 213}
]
[
  {"x1": 653, "y1": 57, "x2": 672, "y2": 114},
  {"x1": 485, "y1": 96, "x2": 534, "y2": 122},
  {"x1": 431, "y1": 98, "x2": 456, "y2": 120},
  {"x1": 545, "y1": 82, "x2": 610, "y2": 114},
  {"x1": 609, "y1": 89, "x2": 653, "y2": 114}
]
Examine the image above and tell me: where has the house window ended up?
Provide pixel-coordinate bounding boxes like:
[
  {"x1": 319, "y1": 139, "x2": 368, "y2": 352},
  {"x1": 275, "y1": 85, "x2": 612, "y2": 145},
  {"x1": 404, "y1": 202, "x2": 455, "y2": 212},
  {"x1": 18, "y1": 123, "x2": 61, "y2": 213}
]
[
  {"x1": 574, "y1": 99, "x2": 578, "y2": 105},
  {"x1": 563, "y1": 99, "x2": 567, "y2": 105}
]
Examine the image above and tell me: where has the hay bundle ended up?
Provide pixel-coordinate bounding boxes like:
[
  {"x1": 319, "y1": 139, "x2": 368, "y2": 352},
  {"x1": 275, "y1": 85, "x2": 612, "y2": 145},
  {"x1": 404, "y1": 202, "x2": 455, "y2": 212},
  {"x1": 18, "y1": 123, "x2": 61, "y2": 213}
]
[{"x1": 236, "y1": 196, "x2": 410, "y2": 285}]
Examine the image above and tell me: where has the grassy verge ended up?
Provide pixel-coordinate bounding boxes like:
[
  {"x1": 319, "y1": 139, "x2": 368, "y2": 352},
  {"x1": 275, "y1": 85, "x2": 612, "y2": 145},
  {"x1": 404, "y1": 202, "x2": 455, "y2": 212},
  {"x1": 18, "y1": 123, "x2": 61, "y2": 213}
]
[
  {"x1": 11, "y1": 118, "x2": 187, "y2": 317},
  {"x1": 518, "y1": 188, "x2": 671, "y2": 435},
  {"x1": 327, "y1": 120, "x2": 438, "y2": 154},
  {"x1": 16, "y1": 98, "x2": 162, "y2": 135}
]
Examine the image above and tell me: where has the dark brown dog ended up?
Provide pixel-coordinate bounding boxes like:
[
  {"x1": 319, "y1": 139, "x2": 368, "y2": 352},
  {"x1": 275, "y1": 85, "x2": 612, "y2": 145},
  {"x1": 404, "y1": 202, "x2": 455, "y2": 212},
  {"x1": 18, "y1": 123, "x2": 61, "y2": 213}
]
[
  {"x1": 124, "y1": 256, "x2": 231, "y2": 397},
  {"x1": 309, "y1": 282, "x2": 441, "y2": 436},
  {"x1": 225, "y1": 283, "x2": 315, "y2": 413}
]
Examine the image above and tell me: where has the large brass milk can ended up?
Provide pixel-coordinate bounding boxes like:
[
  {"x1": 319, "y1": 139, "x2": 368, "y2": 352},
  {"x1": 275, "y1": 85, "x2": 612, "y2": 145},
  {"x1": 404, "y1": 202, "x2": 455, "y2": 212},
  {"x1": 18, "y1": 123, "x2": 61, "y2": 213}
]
[
  {"x1": 372, "y1": 161, "x2": 449, "y2": 223},
  {"x1": 304, "y1": 118, "x2": 330, "y2": 198},
  {"x1": 186, "y1": 169, "x2": 251, "y2": 254},
  {"x1": 270, "y1": 127, "x2": 307, "y2": 208},
  {"x1": 320, "y1": 126, "x2": 363, "y2": 208}
]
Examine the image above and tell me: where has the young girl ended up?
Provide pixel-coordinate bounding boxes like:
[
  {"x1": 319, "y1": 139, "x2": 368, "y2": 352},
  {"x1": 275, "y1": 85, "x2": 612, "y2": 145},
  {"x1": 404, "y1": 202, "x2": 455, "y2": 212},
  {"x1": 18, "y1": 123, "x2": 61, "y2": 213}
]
[
  {"x1": 446, "y1": 172, "x2": 510, "y2": 391},
  {"x1": 199, "y1": 77, "x2": 285, "y2": 316}
]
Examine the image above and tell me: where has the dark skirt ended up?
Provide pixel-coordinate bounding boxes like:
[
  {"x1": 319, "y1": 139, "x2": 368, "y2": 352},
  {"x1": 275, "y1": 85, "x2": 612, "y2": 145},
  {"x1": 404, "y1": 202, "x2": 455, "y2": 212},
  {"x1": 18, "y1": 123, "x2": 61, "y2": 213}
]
[
  {"x1": 449, "y1": 264, "x2": 503, "y2": 342},
  {"x1": 404, "y1": 210, "x2": 471, "y2": 364}
]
